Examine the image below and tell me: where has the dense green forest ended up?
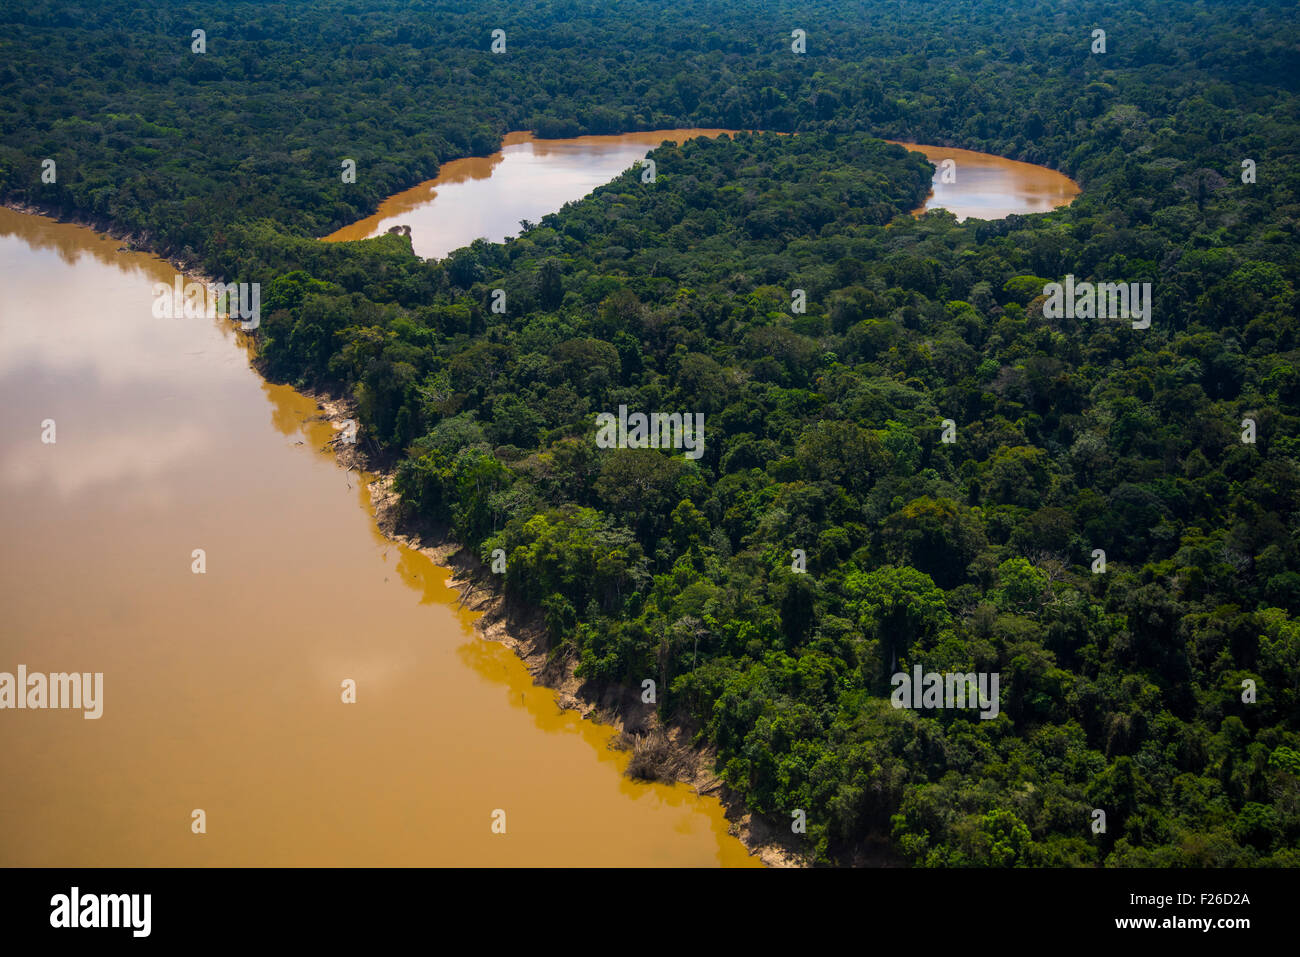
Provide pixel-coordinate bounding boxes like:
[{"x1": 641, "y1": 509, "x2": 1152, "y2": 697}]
[{"x1": 3, "y1": 0, "x2": 1298, "y2": 865}]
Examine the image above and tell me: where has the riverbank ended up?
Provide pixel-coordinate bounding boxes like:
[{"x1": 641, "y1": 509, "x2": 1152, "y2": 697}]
[
  {"x1": 303, "y1": 389, "x2": 810, "y2": 867},
  {"x1": 2, "y1": 196, "x2": 790, "y2": 865},
  {"x1": 5, "y1": 173, "x2": 785, "y2": 867},
  {"x1": 1, "y1": 199, "x2": 217, "y2": 285}
]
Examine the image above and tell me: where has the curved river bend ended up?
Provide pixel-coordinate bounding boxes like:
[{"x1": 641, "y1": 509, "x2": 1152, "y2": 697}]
[
  {"x1": 327, "y1": 131, "x2": 1081, "y2": 256},
  {"x1": 0, "y1": 129, "x2": 1074, "y2": 867},
  {"x1": 326, "y1": 130, "x2": 741, "y2": 257},
  {"x1": 886, "y1": 140, "x2": 1079, "y2": 221}
]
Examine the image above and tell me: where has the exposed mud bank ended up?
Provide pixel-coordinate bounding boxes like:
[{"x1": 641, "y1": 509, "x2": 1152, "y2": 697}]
[{"x1": 304, "y1": 390, "x2": 810, "y2": 868}]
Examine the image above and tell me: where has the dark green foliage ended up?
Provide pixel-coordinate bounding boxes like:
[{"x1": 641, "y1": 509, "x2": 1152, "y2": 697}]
[{"x1": 5, "y1": 0, "x2": 1299, "y2": 866}]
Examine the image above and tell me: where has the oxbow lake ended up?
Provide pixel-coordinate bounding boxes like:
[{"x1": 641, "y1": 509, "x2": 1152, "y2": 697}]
[{"x1": 0, "y1": 130, "x2": 1075, "y2": 866}]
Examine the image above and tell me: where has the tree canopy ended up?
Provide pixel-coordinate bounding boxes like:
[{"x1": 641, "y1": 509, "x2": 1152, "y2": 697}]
[{"x1": 3, "y1": 0, "x2": 1299, "y2": 866}]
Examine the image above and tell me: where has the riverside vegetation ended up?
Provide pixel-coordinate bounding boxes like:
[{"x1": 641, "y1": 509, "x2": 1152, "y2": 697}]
[{"x1": 3, "y1": 0, "x2": 1298, "y2": 865}]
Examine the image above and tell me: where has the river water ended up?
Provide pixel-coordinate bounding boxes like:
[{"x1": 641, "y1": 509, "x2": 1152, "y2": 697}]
[
  {"x1": 0, "y1": 129, "x2": 1075, "y2": 867},
  {"x1": 327, "y1": 132, "x2": 1081, "y2": 257},
  {"x1": 326, "y1": 130, "x2": 740, "y2": 258},
  {"x1": 887, "y1": 141, "x2": 1080, "y2": 220},
  {"x1": 0, "y1": 205, "x2": 757, "y2": 866}
]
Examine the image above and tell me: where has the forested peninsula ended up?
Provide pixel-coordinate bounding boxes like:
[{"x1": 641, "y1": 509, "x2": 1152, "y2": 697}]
[{"x1": 3, "y1": 0, "x2": 1298, "y2": 865}]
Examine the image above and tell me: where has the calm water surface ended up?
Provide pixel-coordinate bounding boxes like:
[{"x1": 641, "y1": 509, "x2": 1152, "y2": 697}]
[
  {"x1": 0, "y1": 203, "x2": 758, "y2": 866},
  {"x1": 329, "y1": 132, "x2": 1080, "y2": 257},
  {"x1": 326, "y1": 130, "x2": 740, "y2": 258},
  {"x1": 0, "y1": 129, "x2": 1075, "y2": 866},
  {"x1": 886, "y1": 141, "x2": 1080, "y2": 220}
]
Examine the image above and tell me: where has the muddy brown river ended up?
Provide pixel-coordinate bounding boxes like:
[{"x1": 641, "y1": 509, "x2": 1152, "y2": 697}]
[
  {"x1": 886, "y1": 141, "x2": 1080, "y2": 220},
  {"x1": 0, "y1": 129, "x2": 1075, "y2": 866},
  {"x1": 325, "y1": 130, "x2": 741, "y2": 257},
  {"x1": 0, "y1": 205, "x2": 759, "y2": 866}
]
